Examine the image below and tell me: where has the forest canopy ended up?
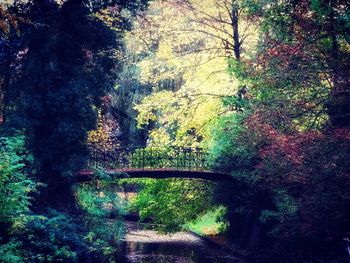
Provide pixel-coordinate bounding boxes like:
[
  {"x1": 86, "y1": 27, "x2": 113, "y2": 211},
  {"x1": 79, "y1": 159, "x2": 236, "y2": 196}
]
[{"x1": 0, "y1": 0, "x2": 350, "y2": 262}]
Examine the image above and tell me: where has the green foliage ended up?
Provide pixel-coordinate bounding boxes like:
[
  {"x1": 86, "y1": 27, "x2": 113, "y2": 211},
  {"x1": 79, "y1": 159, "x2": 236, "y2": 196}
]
[
  {"x1": 130, "y1": 0, "x2": 246, "y2": 148},
  {"x1": 131, "y1": 178, "x2": 215, "y2": 232},
  {"x1": 1, "y1": 0, "x2": 151, "y2": 202},
  {"x1": 84, "y1": 231, "x2": 117, "y2": 259},
  {"x1": 0, "y1": 240, "x2": 24, "y2": 263},
  {"x1": 207, "y1": 113, "x2": 257, "y2": 177},
  {"x1": 0, "y1": 134, "x2": 125, "y2": 262},
  {"x1": 12, "y1": 211, "x2": 82, "y2": 262},
  {"x1": 185, "y1": 206, "x2": 229, "y2": 236},
  {"x1": 92, "y1": 166, "x2": 112, "y2": 181},
  {"x1": 206, "y1": 3, "x2": 350, "y2": 259},
  {"x1": 259, "y1": 189, "x2": 298, "y2": 232},
  {"x1": 74, "y1": 182, "x2": 125, "y2": 218},
  {"x1": 74, "y1": 182, "x2": 126, "y2": 254},
  {"x1": 1, "y1": 0, "x2": 349, "y2": 262},
  {"x1": 210, "y1": 102, "x2": 350, "y2": 253},
  {"x1": 0, "y1": 134, "x2": 36, "y2": 225},
  {"x1": 11, "y1": 209, "x2": 123, "y2": 263},
  {"x1": 227, "y1": 59, "x2": 251, "y2": 82}
]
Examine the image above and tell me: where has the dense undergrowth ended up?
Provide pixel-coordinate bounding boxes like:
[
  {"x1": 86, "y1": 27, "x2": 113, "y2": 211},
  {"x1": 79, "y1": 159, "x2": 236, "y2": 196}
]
[{"x1": 0, "y1": 134, "x2": 128, "y2": 263}]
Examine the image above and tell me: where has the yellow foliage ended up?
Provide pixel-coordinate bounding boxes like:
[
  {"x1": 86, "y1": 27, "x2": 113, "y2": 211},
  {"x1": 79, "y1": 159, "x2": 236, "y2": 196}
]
[
  {"x1": 126, "y1": 0, "x2": 259, "y2": 147},
  {"x1": 87, "y1": 109, "x2": 115, "y2": 149}
]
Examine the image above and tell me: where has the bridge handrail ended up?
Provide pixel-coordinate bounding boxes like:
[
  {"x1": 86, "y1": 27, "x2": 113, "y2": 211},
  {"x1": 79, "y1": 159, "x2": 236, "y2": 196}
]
[{"x1": 87, "y1": 145, "x2": 210, "y2": 171}]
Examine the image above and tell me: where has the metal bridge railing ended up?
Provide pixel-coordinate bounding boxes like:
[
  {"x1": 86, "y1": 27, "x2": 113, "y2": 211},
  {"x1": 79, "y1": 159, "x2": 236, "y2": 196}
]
[{"x1": 87, "y1": 146, "x2": 210, "y2": 171}]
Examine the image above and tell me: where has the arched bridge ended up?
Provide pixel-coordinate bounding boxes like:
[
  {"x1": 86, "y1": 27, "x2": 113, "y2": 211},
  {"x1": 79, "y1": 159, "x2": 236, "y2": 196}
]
[{"x1": 77, "y1": 146, "x2": 231, "y2": 181}]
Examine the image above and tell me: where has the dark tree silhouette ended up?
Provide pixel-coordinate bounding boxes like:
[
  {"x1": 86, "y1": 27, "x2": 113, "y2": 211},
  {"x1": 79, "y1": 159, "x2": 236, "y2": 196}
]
[{"x1": 1, "y1": 0, "x2": 148, "y2": 207}]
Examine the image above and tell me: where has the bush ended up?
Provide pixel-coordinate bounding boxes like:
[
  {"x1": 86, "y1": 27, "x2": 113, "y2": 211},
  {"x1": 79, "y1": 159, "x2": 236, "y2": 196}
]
[
  {"x1": 0, "y1": 135, "x2": 37, "y2": 226},
  {"x1": 74, "y1": 182, "x2": 126, "y2": 259},
  {"x1": 15, "y1": 209, "x2": 122, "y2": 263},
  {"x1": 74, "y1": 182, "x2": 125, "y2": 218},
  {"x1": 0, "y1": 240, "x2": 24, "y2": 263},
  {"x1": 17, "y1": 211, "x2": 84, "y2": 262}
]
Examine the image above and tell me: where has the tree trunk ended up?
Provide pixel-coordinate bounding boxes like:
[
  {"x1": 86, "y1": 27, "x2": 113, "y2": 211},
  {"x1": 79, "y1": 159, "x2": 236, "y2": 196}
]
[
  {"x1": 231, "y1": 6, "x2": 240, "y2": 61},
  {"x1": 327, "y1": 9, "x2": 350, "y2": 128},
  {"x1": 328, "y1": 78, "x2": 350, "y2": 128}
]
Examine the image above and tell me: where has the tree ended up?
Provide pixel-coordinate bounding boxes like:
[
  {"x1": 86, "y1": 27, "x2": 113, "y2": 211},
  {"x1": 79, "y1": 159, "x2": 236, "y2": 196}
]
[
  {"x1": 188, "y1": 0, "x2": 259, "y2": 61},
  {"x1": 245, "y1": 0, "x2": 350, "y2": 129},
  {"x1": 207, "y1": 0, "x2": 350, "y2": 260},
  {"x1": 130, "y1": 0, "x2": 257, "y2": 148},
  {"x1": 2, "y1": 0, "x2": 148, "y2": 206},
  {"x1": 0, "y1": 5, "x2": 27, "y2": 126},
  {"x1": 131, "y1": 178, "x2": 215, "y2": 232}
]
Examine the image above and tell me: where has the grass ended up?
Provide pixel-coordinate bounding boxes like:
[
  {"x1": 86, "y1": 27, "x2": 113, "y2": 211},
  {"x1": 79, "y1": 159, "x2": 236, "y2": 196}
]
[{"x1": 185, "y1": 206, "x2": 228, "y2": 236}]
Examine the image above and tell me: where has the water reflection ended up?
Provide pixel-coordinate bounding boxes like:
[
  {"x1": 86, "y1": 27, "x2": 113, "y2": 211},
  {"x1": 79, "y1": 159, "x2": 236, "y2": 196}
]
[{"x1": 117, "y1": 222, "x2": 245, "y2": 263}]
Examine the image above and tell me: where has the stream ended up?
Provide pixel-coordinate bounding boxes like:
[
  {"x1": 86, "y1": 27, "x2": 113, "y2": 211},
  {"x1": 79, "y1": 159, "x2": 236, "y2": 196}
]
[{"x1": 116, "y1": 221, "x2": 246, "y2": 263}]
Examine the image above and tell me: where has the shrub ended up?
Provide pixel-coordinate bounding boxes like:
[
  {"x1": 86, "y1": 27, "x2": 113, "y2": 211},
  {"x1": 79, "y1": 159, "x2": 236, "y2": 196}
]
[
  {"x1": 0, "y1": 135, "x2": 37, "y2": 226},
  {"x1": 0, "y1": 240, "x2": 24, "y2": 263}
]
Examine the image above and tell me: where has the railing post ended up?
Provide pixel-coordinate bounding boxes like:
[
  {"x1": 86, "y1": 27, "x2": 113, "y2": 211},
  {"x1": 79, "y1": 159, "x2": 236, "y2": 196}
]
[
  {"x1": 176, "y1": 147, "x2": 179, "y2": 169},
  {"x1": 150, "y1": 147, "x2": 152, "y2": 168},
  {"x1": 86, "y1": 145, "x2": 210, "y2": 173}
]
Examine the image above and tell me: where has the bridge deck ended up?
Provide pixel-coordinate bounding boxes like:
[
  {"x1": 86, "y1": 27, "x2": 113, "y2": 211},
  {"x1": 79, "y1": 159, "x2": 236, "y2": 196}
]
[{"x1": 77, "y1": 168, "x2": 232, "y2": 182}]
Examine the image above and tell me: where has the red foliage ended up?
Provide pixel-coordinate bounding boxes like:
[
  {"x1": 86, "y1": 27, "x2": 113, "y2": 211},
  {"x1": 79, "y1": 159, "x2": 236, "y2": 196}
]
[
  {"x1": 245, "y1": 111, "x2": 333, "y2": 185},
  {"x1": 242, "y1": 110, "x2": 350, "y2": 244},
  {"x1": 82, "y1": 48, "x2": 93, "y2": 60},
  {"x1": 100, "y1": 95, "x2": 112, "y2": 109},
  {"x1": 257, "y1": 41, "x2": 307, "y2": 74},
  {"x1": 333, "y1": 128, "x2": 350, "y2": 140},
  {"x1": 265, "y1": 43, "x2": 304, "y2": 58}
]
